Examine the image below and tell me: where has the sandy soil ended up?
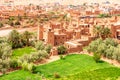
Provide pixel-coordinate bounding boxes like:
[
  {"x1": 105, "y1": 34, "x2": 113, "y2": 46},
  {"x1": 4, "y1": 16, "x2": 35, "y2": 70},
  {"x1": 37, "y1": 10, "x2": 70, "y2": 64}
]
[
  {"x1": 0, "y1": 27, "x2": 37, "y2": 37},
  {"x1": 47, "y1": 55, "x2": 60, "y2": 63}
]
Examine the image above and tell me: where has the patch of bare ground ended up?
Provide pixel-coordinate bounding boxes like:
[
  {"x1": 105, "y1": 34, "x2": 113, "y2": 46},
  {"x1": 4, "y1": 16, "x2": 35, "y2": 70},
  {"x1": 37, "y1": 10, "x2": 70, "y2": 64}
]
[
  {"x1": 0, "y1": 27, "x2": 37, "y2": 37},
  {"x1": 33, "y1": 58, "x2": 47, "y2": 65},
  {"x1": 36, "y1": 56, "x2": 60, "y2": 66}
]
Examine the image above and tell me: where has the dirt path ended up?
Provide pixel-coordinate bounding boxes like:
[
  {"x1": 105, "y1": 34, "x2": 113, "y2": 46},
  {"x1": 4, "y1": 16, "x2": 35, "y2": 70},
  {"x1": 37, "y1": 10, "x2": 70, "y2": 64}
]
[
  {"x1": 46, "y1": 55, "x2": 60, "y2": 63},
  {"x1": 0, "y1": 27, "x2": 37, "y2": 37}
]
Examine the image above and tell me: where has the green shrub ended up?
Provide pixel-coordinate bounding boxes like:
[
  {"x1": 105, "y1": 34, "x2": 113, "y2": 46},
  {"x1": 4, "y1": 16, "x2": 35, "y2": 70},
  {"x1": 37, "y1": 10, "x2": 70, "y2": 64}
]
[
  {"x1": 27, "y1": 63, "x2": 34, "y2": 72},
  {"x1": 21, "y1": 61, "x2": 28, "y2": 71},
  {"x1": 17, "y1": 59, "x2": 22, "y2": 67},
  {"x1": 21, "y1": 61, "x2": 36, "y2": 73},
  {"x1": 54, "y1": 72, "x2": 61, "y2": 78},
  {"x1": 45, "y1": 44, "x2": 52, "y2": 54},
  {"x1": 57, "y1": 45, "x2": 67, "y2": 55},
  {"x1": 93, "y1": 53, "x2": 101, "y2": 62},
  {"x1": 38, "y1": 50, "x2": 48, "y2": 58},
  {"x1": 0, "y1": 42, "x2": 12, "y2": 75},
  {"x1": 15, "y1": 21, "x2": 21, "y2": 25},
  {"x1": 35, "y1": 41, "x2": 45, "y2": 50},
  {"x1": 18, "y1": 50, "x2": 48, "y2": 64},
  {"x1": 10, "y1": 59, "x2": 18, "y2": 68},
  {"x1": 30, "y1": 52, "x2": 39, "y2": 61},
  {"x1": 59, "y1": 55, "x2": 65, "y2": 60},
  {"x1": 0, "y1": 22, "x2": 3, "y2": 28},
  {"x1": 31, "y1": 65, "x2": 37, "y2": 73}
]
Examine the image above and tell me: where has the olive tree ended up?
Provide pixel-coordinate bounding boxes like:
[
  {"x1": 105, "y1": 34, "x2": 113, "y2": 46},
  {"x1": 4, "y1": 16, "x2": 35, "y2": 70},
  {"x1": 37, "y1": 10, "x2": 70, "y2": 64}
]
[
  {"x1": 0, "y1": 42, "x2": 12, "y2": 74},
  {"x1": 86, "y1": 38, "x2": 103, "y2": 53},
  {"x1": 105, "y1": 46, "x2": 115, "y2": 59},
  {"x1": 45, "y1": 44, "x2": 52, "y2": 54},
  {"x1": 35, "y1": 41, "x2": 45, "y2": 50},
  {"x1": 113, "y1": 45, "x2": 120, "y2": 62}
]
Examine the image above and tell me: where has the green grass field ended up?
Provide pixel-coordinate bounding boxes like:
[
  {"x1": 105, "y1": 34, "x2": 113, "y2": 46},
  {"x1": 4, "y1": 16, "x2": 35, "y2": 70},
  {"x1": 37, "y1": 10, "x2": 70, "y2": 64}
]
[
  {"x1": 0, "y1": 54, "x2": 120, "y2": 80},
  {"x1": 60, "y1": 67, "x2": 120, "y2": 80},
  {"x1": 35, "y1": 54, "x2": 114, "y2": 78},
  {"x1": 11, "y1": 47, "x2": 36, "y2": 59},
  {"x1": 0, "y1": 70, "x2": 41, "y2": 80}
]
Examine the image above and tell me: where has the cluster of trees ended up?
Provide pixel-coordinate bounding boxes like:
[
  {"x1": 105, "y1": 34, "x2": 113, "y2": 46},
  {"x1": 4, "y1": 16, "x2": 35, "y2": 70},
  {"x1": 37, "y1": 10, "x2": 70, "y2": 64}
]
[
  {"x1": 93, "y1": 26, "x2": 111, "y2": 39},
  {"x1": 18, "y1": 50, "x2": 48, "y2": 73},
  {"x1": 7, "y1": 16, "x2": 21, "y2": 27},
  {"x1": 0, "y1": 30, "x2": 50, "y2": 75},
  {"x1": 16, "y1": 41, "x2": 52, "y2": 73},
  {"x1": 0, "y1": 39, "x2": 12, "y2": 74},
  {"x1": 98, "y1": 14, "x2": 111, "y2": 18},
  {"x1": 85, "y1": 38, "x2": 120, "y2": 62},
  {"x1": 8, "y1": 30, "x2": 35, "y2": 49}
]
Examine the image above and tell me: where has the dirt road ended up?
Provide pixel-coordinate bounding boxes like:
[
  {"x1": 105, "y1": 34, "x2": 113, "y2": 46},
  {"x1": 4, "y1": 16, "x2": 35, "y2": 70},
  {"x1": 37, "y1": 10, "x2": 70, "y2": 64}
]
[{"x1": 0, "y1": 27, "x2": 37, "y2": 37}]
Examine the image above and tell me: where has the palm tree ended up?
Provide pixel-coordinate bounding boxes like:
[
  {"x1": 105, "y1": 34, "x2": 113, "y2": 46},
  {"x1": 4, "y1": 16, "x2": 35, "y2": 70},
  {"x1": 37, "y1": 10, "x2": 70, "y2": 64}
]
[
  {"x1": 93, "y1": 26, "x2": 111, "y2": 39},
  {"x1": 93, "y1": 25, "x2": 102, "y2": 38},
  {"x1": 8, "y1": 30, "x2": 22, "y2": 48},
  {"x1": 22, "y1": 31, "x2": 32, "y2": 46}
]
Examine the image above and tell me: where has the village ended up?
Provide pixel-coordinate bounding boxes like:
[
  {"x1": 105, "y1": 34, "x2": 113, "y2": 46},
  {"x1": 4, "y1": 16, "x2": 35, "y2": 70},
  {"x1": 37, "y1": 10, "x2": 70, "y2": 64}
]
[
  {"x1": 0, "y1": 0, "x2": 120, "y2": 54},
  {"x1": 0, "y1": 0, "x2": 120, "y2": 80}
]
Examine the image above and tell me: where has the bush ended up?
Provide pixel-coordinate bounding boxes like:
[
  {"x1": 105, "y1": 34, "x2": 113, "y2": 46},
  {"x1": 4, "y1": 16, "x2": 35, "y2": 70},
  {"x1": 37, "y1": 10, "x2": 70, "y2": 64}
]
[
  {"x1": 57, "y1": 45, "x2": 67, "y2": 55},
  {"x1": 38, "y1": 50, "x2": 48, "y2": 58},
  {"x1": 18, "y1": 50, "x2": 48, "y2": 64},
  {"x1": 21, "y1": 61, "x2": 36, "y2": 73},
  {"x1": 93, "y1": 53, "x2": 101, "y2": 62},
  {"x1": 0, "y1": 42, "x2": 12, "y2": 74},
  {"x1": 31, "y1": 65, "x2": 37, "y2": 73},
  {"x1": 10, "y1": 59, "x2": 19, "y2": 68},
  {"x1": 27, "y1": 63, "x2": 34, "y2": 72},
  {"x1": 7, "y1": 21, "x2": 14, "y2": 26},
  {"x1": 54, "y1": 72, "x2": 61, "y2": 78},
  {"x1": 0, "y1": 59, "x2": 11, "y2": 75},
  {"x1": 59, "y1": 55, "x2": 65, "y2": 60},
  {"x1": 35, "y1": 41, "x2": 45, "y2": 50},
  {"x1": 0, "y1": 22, "x2": 3, "y2": 28},
  {"x1": 15, "y1": 21, "x2": 21, "y2": 25},
  {"x1": 45, "y1": 44, "x2": 52, "y2": 54},
  {"x1": 21, "y1": 61, "x2": 28, "y2": 71},
  {"x1": 86, "y1": 38, "x2": 119, "y2": 61}
]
